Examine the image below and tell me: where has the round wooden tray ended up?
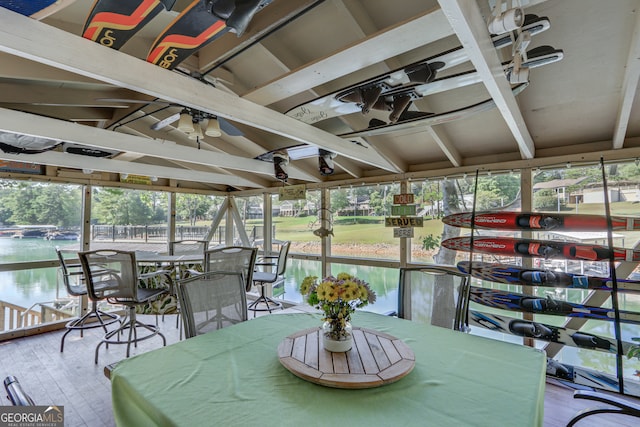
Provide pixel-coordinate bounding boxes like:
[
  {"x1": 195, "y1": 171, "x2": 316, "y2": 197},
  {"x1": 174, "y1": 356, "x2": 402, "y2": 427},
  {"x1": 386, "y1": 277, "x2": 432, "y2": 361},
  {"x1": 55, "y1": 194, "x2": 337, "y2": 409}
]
[{"x1": 277, "y1": 326, "x2": 415, "y2": 389}]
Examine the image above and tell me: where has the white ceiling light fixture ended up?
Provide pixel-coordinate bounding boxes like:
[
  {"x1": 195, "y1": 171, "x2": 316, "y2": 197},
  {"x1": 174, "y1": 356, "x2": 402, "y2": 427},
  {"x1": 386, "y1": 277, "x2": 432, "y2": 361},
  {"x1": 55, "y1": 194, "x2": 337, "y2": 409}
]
[
  {"x1": 487, "y1": 0, "x2": 524, "y2": 35},
  {"x1": 205, "y1": 117, "x2": 222, "y2": 137},
  {"x1": 177, "y1": 109, "x2": 195, "y2": 133},
  {"x1": 188, "y1": 123, "x2": 203, "y2": 140}
]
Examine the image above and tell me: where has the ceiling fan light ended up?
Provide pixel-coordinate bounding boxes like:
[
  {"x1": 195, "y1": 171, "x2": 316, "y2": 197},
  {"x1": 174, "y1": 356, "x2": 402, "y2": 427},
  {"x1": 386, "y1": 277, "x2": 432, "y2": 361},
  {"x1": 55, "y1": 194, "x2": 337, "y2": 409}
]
[
  {"x1": 188, "y1": 124, "x2": 203, "y2": 140},
  {"x1": 178, "y1": 112, "x2": 195, "y2": 133},
  {"x1": 205, "y1": 117, "x2": 222, "y2": 137}
]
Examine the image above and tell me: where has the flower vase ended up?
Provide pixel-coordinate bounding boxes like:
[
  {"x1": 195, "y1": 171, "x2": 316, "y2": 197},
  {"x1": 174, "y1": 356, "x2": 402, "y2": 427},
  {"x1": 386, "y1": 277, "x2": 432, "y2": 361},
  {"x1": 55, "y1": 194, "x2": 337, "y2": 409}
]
[{"x1": 321, "y1": 320, "x2": 353, "y2": 352}]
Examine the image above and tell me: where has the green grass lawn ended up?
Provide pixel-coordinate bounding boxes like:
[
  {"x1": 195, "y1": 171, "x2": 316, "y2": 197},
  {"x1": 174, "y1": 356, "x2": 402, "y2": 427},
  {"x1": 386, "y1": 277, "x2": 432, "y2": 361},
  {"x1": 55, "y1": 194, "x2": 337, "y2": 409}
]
[
  {"x1": 186, "y1": 202, "x2": 640, "y2": 248},
  {"x1": 269, "y1": 215, "x2": 444, "y2": 245},
  {"x1": 560, "y1": 201, "x2": 640, "y2": 216}
]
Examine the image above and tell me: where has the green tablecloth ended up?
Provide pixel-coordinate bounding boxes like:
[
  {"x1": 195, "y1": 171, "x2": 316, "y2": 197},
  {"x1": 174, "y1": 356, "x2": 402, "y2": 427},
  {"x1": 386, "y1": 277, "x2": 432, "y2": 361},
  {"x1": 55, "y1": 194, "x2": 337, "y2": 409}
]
[{"x1": 111, "y1": 311, "x2": 545, "y2": 427}]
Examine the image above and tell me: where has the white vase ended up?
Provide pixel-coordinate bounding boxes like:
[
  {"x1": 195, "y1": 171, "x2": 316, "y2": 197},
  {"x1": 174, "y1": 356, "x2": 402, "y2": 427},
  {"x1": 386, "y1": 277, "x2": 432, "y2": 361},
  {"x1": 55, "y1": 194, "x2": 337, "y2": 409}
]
[{"x1": 321, "y1": 320, "x2": 353, "y2": 352}]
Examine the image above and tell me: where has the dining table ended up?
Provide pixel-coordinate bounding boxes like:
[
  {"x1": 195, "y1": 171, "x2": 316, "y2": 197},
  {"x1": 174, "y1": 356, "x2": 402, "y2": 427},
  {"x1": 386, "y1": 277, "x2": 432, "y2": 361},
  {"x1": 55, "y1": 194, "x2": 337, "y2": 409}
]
[
  {"x1": 109, "y1": 310, "x2": 546, "y2": 427},
  {"x1": 134, "y1": 250, "x2": 205, "y2": 264}
]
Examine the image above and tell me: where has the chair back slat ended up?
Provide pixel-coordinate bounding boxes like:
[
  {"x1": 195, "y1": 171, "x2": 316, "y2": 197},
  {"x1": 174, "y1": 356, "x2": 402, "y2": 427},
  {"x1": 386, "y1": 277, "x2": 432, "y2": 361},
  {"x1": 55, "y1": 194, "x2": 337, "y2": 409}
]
[
  {"x1": 397, "y1": 267, "x2": 470, "y2": 331},
  {"x1": 177, "y1": 271, "x2": 246, "y2": 338},
  {"x1": 275, "y1": 241, "x2": 291, "y2": 276},
  {"x1": 55, "y1": 246, "x2": 86, "y2": 297},
  {"x1": 79, "y1": 250, "x2": 139, "y2": 302},
  {"x1": 169, "y1": 240, "x2": 209, "y2": 255},
  {"x1": 204, "y1": 246, "x2": 257, "y2": 291}
]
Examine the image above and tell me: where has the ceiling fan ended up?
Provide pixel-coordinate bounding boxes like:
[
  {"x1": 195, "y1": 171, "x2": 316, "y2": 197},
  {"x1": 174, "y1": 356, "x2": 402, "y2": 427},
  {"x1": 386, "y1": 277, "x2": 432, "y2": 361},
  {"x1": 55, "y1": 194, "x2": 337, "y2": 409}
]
[
  {"x1": 151, "y1": 107, "x2": 243, "y2": 138},
  {"x1": 100, "y1": 98, "x2": 243, "y2": 138}
]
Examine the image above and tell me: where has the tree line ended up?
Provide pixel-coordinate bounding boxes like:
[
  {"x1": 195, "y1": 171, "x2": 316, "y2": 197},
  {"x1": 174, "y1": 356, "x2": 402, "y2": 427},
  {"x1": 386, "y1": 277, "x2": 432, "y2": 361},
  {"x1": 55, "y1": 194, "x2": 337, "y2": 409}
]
[
  {"x1": 0, "y1": 182, "x2": 224, "y2": 227},
  {"x1": 1, "y1": 161, "x2": 638, "y2": 227}
]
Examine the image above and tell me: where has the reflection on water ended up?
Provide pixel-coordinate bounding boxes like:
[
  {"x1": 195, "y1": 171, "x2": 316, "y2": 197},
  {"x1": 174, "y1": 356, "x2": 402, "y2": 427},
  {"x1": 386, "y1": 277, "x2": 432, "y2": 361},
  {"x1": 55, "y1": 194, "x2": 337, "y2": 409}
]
[
  {"x1": 277, "y1": 260, "x2": 399, "y2": 315},
  {"x1": 0, "y1": 239, "x2": 78, "y2": 309},
  {"x1": 1, "y1": 240, "x2": 400, "y2": 317}
]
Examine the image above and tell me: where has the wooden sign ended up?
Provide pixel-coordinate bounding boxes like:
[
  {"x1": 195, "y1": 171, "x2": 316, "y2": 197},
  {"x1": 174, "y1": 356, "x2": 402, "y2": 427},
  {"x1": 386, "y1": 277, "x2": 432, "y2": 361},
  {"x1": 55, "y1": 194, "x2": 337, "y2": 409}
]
[
  {"x1": 393, "y1": 194, "x2": 414, "y2": 204},
  {"x1": 0, "y1": 160, "x2": 43, "y2": 174},
  {"x1": 279, "y1": 184, "x2": 306, "y2": 201},
  {"x1": 393, "y1": 227, "x2": 414, "y2": 238},
  {"x1": 385, "y1": 217, "x2": 423, "y2": 227},
  {"x1": 121, "y1": 174, "x2": 151, "y2": 185},
  {"x1": 391, "y1": 204, "x2": 416, "y2": 216}
]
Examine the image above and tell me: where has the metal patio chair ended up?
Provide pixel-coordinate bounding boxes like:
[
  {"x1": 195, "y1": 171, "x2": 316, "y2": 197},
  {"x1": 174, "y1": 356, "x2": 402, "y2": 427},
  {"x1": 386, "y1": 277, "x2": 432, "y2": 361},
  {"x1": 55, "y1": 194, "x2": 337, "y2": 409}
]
[
  {"x1": 176, "y1": 271, "x2": 247, "y2": 338},
  {"x1": 78, "y1": 249, "x2": 171, "y2": 364}
]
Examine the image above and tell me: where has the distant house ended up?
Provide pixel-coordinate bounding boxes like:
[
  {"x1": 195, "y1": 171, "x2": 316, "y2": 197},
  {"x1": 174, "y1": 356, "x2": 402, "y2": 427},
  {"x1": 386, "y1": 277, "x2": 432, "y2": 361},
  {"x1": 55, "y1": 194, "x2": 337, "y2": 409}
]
[
  {"x1": 246, "y1": 206, "x2": 263, "y2": 219},
  {"x1": 578, "y1": 181, "x2": 640, "y2": 203},
  {"x1": 533, "y1": 177, "x2": 588, "y2": 204},
  {"x1": 338, "y1": 195, "x2": 373, "y2": 216},
  {"x1": 278, "y1": 201, "x2": 317, "y2": 217}
]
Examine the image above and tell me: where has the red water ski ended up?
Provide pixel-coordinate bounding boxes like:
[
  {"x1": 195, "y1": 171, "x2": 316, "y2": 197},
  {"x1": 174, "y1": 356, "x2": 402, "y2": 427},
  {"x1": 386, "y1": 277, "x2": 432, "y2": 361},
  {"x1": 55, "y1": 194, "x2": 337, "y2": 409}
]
[
  {"x1": 442, "y1": 236, "x2": 640, "y2": 262},
  {"x1": 443, "y1": 211, "x2": 640, "y2": 231},
  {"x1": 147, "y1": 0, "x2": 272, "y2": 70},
  {"x1": 83, "y1": 0, "x2": 174, "y2": 50}
]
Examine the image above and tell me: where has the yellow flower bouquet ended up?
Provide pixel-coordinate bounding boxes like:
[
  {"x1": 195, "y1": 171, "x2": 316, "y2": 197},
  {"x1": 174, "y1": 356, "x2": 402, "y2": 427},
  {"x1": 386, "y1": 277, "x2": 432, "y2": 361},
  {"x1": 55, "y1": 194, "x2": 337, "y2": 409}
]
[{"x1": 299, "y1": 273, "x2": 376, "y2": 342}]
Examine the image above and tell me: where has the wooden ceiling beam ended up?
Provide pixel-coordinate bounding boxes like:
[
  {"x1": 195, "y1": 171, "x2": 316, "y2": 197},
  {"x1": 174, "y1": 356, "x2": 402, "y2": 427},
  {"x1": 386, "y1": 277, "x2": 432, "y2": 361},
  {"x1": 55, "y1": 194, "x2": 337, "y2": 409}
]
[
  {"x1": 612, "y1": 6, "x2": 640, "y2": 149},
  {"x1": 0, "y1": 104, "x2": 112, "y2": 122},
  {"x1": 0, "y1": 8, "x2": 398, "y2": 172},
  {"x1": 0, "y1": 108, "x2": 320, "y2": 183},
  {"x1": 197, "y1": 0, "x2": 323, "y2": 72},
  {"x1": 437, "y1": 0, "x2": 535, "y2": 160},
  {"x1": 426, "y1": 126, "x2": 463, "y2": 167},
  {"x1": 243, "y1": 7, "x2": 454, "y2": 106},
  {"x1": 0, "y1": 150, "x2": 260, "y2": 188}
]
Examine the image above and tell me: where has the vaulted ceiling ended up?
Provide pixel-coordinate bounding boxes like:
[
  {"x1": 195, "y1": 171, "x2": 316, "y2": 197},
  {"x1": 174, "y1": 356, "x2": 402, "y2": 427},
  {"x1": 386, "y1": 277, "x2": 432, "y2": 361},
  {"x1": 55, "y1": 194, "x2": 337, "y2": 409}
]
[{"x1": 0, "y1": 0, "x2": 639, "y2": 192}]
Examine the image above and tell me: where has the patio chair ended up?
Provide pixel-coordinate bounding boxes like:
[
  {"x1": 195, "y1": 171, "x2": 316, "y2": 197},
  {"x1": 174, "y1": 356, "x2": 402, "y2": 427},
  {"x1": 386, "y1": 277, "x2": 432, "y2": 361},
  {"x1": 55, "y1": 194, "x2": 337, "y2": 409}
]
[
  {"x1": 4, "y1": 376, "x2": 35, "y2": 406},
  {"x1": 176, "y1": 271, "x2": 247, "y2": 338},
  {"x1": 397, "y1": 266, "x2": 471, "y2": 331},
  {"x1": 248, "y1": 241, "x2": 290, "y2": 315},
  {"x1": 78, "y1": 249, "x2": 171, "y2": 364},
  {"x1": 56, "y1": 247, "x2": 120, "y2": 352},
  {"x1": 169, "y1": 239, "x2": 209, "y2": 278},
  {"x1": 169, "y1": 239, "x2": 209, "y2": 256},
  {"x1": 204, "y1": 246, "x2": 257, "y2": 291}
]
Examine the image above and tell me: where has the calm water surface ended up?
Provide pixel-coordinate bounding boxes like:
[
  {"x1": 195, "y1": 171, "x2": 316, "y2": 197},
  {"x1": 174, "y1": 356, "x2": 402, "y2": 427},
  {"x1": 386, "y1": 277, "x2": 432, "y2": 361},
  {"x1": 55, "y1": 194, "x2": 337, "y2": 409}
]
[
  {"x1": 0, "y1": 238, "x2": 79, "y2": 309},
  {"x1": 0, "y1": 238, "x2": 398, "y2": 314}
]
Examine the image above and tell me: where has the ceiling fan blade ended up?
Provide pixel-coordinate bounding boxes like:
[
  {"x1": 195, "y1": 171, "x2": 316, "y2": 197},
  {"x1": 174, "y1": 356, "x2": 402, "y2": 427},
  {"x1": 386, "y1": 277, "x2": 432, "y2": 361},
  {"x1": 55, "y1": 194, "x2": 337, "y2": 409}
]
[
  {"x1": 219, "y1": 117, "x2": 243, "y2": 136},
  {"x1": 151, "y1": 112, "x2": 180, "y2": 131}
]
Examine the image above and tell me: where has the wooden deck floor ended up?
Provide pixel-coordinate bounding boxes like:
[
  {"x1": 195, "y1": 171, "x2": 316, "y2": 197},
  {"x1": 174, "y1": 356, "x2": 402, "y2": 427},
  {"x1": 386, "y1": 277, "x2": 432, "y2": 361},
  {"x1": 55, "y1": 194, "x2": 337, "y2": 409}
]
[{"x1": 1, "y1": 313, "x2": 639, "y2": 427}]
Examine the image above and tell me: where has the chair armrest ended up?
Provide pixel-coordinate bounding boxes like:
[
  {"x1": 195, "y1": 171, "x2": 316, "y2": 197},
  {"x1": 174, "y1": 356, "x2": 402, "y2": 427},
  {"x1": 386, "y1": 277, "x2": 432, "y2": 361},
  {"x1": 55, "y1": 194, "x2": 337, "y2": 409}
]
[
  {"x1": 255, "y1": 261, "x2": 276, "y2": 267},
  {"x1": 573, "y1": 390, "x2": 640, "y2": 413},
  {"x1": 67, "y1": 269, "x2": 84, "y2": 277},
  {"x1": 566, "y1": 390, "x2": 640, "y2": 427},
  {"x1": 139, "y1": 269, "x2": 172, "y2": 280}
]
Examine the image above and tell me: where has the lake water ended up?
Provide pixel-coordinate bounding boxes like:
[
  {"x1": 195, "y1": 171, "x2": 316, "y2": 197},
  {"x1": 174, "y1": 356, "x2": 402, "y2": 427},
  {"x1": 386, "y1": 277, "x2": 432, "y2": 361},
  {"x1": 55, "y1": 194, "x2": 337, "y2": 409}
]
[
  {"x1": 0, "y1": 238, "x2": 79, "y2": 310},
  {"x1": 0, "y1": 238, "x2": 398, "y2": 315}
]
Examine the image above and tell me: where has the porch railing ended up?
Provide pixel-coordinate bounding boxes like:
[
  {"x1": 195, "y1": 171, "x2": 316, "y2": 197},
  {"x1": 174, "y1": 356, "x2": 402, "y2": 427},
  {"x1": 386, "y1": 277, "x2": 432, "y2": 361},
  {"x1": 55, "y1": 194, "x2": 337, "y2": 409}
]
[{"x1": 0, "y1": 300, "x2": 73, "y2": 331}]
